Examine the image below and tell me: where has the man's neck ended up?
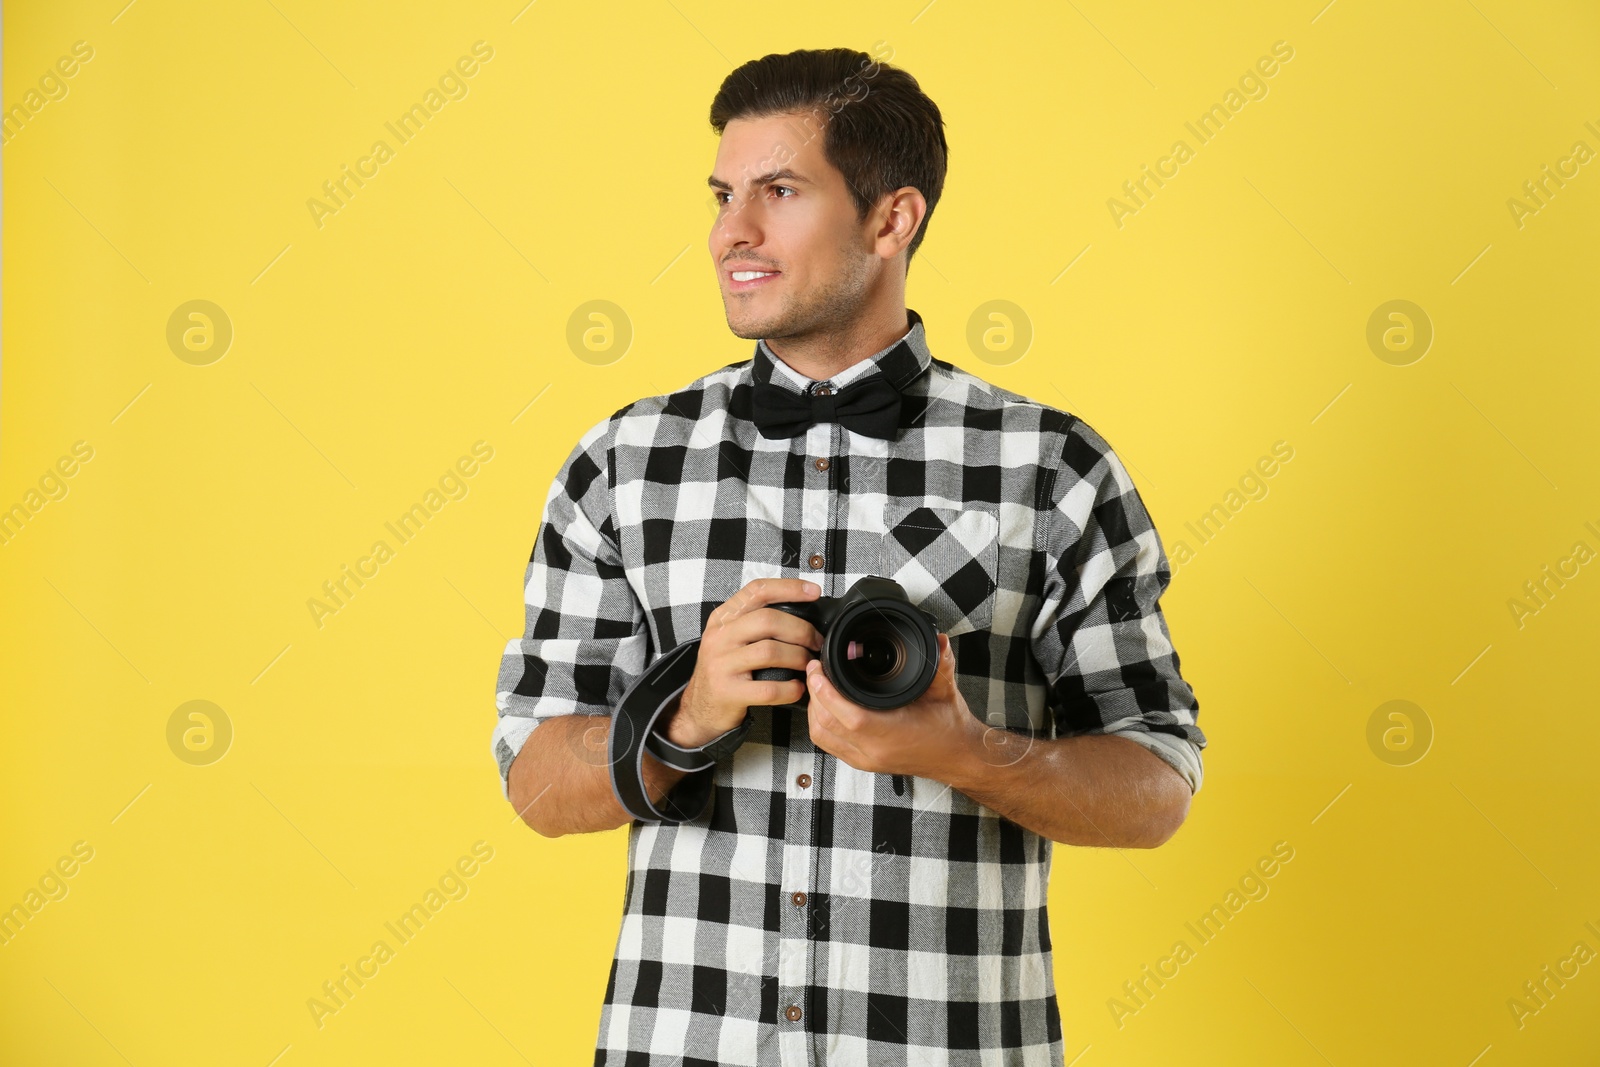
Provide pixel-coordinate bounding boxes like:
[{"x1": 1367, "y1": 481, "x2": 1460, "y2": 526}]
[{"x1": 763, "y1": 304, "x2": 911, "y2": 383}]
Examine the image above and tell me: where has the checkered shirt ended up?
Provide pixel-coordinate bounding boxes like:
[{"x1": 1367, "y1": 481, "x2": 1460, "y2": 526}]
[{"x1": 493, "y1": 307, "x2": 1206, "y2": 1065}]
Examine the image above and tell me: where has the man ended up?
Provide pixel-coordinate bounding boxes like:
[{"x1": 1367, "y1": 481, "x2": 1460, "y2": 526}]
[{"x1": 494, "y1": 47, "x2": 1206, "y2": 1066}]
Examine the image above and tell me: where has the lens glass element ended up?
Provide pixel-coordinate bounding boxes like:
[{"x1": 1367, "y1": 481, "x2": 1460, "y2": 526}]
[{"x1": 844, "y1": 627, "x2": 905, "y2": 681}]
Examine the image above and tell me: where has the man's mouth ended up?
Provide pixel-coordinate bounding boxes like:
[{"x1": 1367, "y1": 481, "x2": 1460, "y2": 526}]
[{"x1": 728, "y1": 269, "x2": 781, "y2": 291}]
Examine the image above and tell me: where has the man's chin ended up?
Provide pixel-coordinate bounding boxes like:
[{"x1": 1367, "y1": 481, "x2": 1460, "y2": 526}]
[{"x1": 723, "y1": 304, "x2": 785, "y2": 340}]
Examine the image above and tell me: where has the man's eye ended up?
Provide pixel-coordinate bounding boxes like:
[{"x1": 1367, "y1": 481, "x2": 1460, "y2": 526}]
[{"x1": 711, "y1": 186, "x2": 791, "y2": 205}]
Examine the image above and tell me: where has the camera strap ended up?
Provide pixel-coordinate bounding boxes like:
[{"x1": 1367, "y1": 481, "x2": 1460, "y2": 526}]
[{"x1": 608, "y1": 638, "x2": 752, "y2": 824}]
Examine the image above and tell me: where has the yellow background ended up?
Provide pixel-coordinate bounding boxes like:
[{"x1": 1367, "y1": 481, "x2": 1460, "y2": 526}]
[{"x1": 3, "y1": 0, "x2": 1598, "y2": 1063}]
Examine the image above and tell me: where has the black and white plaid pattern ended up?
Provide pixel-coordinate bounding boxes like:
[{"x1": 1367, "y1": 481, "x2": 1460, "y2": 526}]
[{"x1": 494, "y1": 307, "x2": 1206, "y2": 1065}]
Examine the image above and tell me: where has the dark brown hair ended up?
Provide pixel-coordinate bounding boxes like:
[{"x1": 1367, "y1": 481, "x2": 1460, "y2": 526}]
[{"x1": 709, "y1": 48, "x2": 948, "y2": 266}]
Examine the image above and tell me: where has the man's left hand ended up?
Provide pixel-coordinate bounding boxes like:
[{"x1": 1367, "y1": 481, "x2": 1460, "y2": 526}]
[{"x1": 804, "y1": 632, "x2": 984, "y2": 783}]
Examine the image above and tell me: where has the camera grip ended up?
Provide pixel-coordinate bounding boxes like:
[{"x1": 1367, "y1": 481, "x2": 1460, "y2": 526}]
[
  {"x1": 766, "y1": 599, "x2": 826, "y2": 626},
  {"x1": 752, "y1": 665, "x2": 806, "y2": 684},
  {"x1": 752, "y1": 598, "x2": 828, "y2": 702}
]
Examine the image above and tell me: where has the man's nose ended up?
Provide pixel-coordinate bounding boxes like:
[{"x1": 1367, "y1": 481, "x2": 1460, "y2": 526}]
[{"x1": 712, "y1": 196, "x2": 763, "y2": 250}]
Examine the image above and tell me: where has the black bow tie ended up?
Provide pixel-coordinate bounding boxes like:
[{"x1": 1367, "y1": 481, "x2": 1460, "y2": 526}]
[{"x1": 752, "y1": 375, "x2": 902, "y2": 440}]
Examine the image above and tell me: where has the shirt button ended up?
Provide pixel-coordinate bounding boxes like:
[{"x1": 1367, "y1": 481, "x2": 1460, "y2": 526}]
[
  {"x1": 791, "y1": 890, "x2": 807, "y2": 907},
  {"x1": 808, "y1": 554, "x2": 824, "y2": 570},
  {"x1": 796, "y1": 773, "x2": 811, "y2": 788},
  {"x1": 814, "y1": 457, "x2": 829, "y2": 472},
  {"x1": 785, "y1": 1005, "x2": 803, "y2": 1022},
  {"x1": 814, "y1": 385, "x2": 833, "y2": 396}
]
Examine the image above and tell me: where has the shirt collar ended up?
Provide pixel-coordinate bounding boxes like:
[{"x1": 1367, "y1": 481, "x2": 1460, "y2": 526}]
[{"x1": 750, "y1": 307, "x2": 932, "y2": 396}]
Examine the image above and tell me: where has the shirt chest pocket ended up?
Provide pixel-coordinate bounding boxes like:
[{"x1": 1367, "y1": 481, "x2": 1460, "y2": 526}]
[{"x1": 878, "y1": 504, "x2": 1000, "y2": 637}]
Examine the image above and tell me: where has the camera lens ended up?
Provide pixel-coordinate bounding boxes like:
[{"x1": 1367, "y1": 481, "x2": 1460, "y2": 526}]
[{"x1": 826, "y1": 600, "x2": 937, "y2": 709}]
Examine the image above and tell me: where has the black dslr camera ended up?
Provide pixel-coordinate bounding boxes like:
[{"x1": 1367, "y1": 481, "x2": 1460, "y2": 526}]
[{"x1": 753, "y1": 575, "x2": 941, "y2": 710}]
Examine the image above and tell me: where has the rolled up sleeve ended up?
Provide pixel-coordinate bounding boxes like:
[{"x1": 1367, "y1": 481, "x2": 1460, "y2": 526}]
[
  {"x1": 492, "y1": 415, "x2": 650, "y2": 799},
  {"x1": 1031, "y1": 420, "x2": 1207, "y2": 793}
]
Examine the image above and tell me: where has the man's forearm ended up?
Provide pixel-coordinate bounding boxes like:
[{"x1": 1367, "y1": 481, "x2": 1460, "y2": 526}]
[
  {"x1": 508, "y1": 715, "x2": 692, "y2": 837},
  {"x1": 939, "y1": 722, "x2": 1192, "y2": 848}
]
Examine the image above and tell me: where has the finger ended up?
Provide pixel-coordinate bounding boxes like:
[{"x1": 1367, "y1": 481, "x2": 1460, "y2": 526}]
[
  {"x1": 723, "y1": 578, "x2": 822, "y2": 621},
  {"x1": 807, "y1": 660, "x2": 864, "y2": 731},
  {"x1": 804, "y1": 661, "x2": 835, "y2": 716},
  {"x1": 725, "y1": 607, "x2": 823, "y2": 651},
  {"x1": 731, "y1": 676, "x2": 807, "y2": 708},
  {"x1": 805, "y1": 683, "x2": 864, "y2": 762},
  {"x1": 730, "y1": 638, "x2": 815, "y2": 675},
  {"x1": 805, "y1": 674, "x2": 841, "y2": 734}
]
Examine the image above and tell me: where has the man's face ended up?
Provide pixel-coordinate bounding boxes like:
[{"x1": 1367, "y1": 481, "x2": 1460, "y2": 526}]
[{"x1": 707, "y1": 111, "x2": 883, "y2": 340}]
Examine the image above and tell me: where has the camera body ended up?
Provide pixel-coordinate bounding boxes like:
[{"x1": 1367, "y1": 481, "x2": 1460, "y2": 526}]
[{"x1": 753, "y1": 575, "x2": 941, "y2": 711}]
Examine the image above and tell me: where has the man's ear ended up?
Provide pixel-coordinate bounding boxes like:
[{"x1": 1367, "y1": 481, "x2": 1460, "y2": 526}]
[{"x1": 873, "y1": 187, "x2": 926, "y2": 260}]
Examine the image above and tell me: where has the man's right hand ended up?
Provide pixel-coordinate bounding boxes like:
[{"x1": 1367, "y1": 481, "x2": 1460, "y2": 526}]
[{"x1": 666, "y1": 578, "x2": 825, "y2": 748}]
